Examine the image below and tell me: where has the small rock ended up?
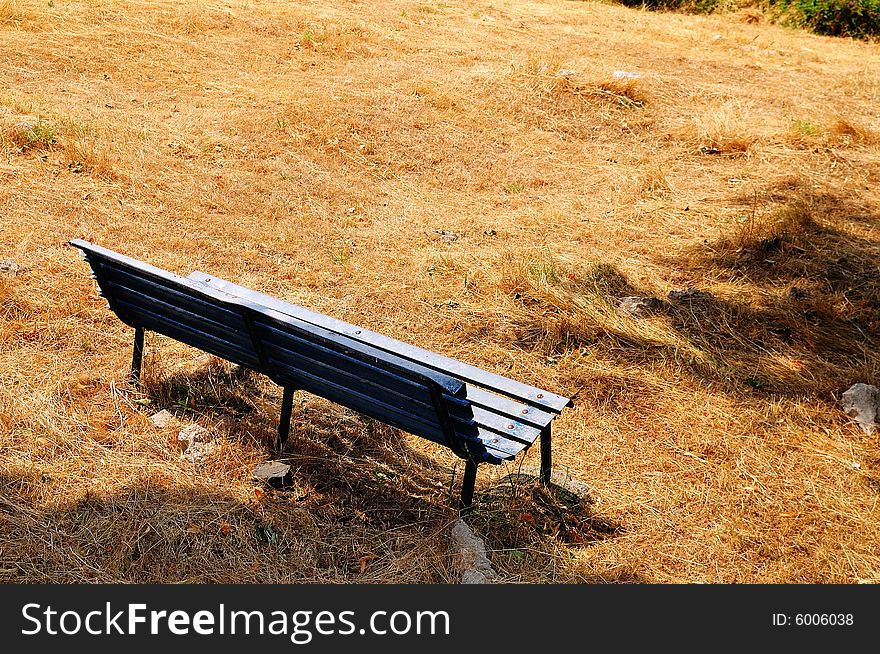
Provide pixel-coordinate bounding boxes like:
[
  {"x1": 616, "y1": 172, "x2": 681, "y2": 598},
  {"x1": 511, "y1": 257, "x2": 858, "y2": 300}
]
[
  {"x1": 451, "y1": 519, "x2": 498, "y2": 584},
  {"x1": 612, "y1": 70, "x2": 641, "y2": 79},
  {"x1": 0, "y1": 260, "x2": 19, "y2": 278},
  {"x1": 149, "y1": 409, "x2": 176, "y2": 429},
  {"x1": 180, "y1": 441, "x2": 216, "y2": 464},
  {"x1": 178, "y1": 424, "x2": 213, "y2": 451},
  {"x1": 668, "y1": 288, "x2": 714, "y2": 303},
  {"x1": 253, "y1": 461, "x2": 293, "y2": 488},
  {"x1": 433, "y1": 229, "x2": 459, "y2": 244},
  {"x1": 841, "y1": 383, "x2": 880, "y2": 435},
  {"x1": 556, "y1": 69, "x2": 578, "y2": 77},
  {"x1": 615, "y1": 295, "x2": 664, "y2": 318}
]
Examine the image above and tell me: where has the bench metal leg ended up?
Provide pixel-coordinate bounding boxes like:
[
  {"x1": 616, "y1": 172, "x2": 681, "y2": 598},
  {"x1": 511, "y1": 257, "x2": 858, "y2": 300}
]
[
  {"x1": 277, "y1": 386, "x2": 295, "y2": 451},
  {"x1": 131, "y1": 326, "x2": 145, "y2": 382},
  {"x1": 540, "y1": 424, "x2": 552, "y2": 486},
  {"x1": 460, "y1": 459, "x2": 478, "y2": 512}
]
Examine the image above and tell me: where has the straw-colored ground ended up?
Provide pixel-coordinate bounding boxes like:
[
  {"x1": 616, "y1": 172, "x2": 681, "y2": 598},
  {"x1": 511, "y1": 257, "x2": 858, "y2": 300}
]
[{"x1": 1, "y1": 0, "x2": 879, "y2": 583}]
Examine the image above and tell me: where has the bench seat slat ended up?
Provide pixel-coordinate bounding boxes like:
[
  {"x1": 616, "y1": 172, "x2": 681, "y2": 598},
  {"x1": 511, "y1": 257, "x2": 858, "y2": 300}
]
[
  {"x1": 256, "y1": 315, "x2": 542, "y2": 444},
  {"x1": 267, "y1": 356, "x2": 525, "y2": 462},
  {"x1": 257, "y1": 320, "x2": 545, "y2": 449},
  {"x1": 188, "y1": 272, "x2": 572, "y2": 413},
  {"x1": 465, "y1": 385, "x2": 556, "y2": 430},
  {"x1": 113, "y1": 298, "x2": 261, "y2": 369},
  {"x1": 469, "y1": 405, "x2": 539, "y2": 446},
  {"x1": 478, "y1": 431, "x2": 525, "y2": 460}
]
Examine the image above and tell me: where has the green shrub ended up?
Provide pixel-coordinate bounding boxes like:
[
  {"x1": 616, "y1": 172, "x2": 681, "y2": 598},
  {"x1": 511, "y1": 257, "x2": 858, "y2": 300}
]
[
  {"x1": 614, "y1": 0, "x2": 880, "y2": 38},
  {"x1": 787, "y1": 0, "x2": 880, "y2": 38},
  {"x1": 615, "y1": 0, "x2": 732, "y2": 12}
]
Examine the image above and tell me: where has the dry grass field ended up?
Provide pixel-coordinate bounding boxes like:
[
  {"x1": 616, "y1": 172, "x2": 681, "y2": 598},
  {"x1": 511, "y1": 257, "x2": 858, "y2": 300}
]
[{"x1": 1, "y1": 0, "x2": 879, "y2": 583}]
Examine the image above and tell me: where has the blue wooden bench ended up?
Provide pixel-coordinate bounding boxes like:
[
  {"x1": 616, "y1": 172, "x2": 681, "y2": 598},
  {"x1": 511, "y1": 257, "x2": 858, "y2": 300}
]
[{"x1": 70, "y1": 240, "x2": 573, "y2": 509}]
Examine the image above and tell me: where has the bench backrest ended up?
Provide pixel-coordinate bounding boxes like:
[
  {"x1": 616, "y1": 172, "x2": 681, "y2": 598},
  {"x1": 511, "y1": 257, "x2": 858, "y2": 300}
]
[
  {"x1": 71, "y1": 240, "x2": 262, "y2": 370},
  {"x1": 71, "y1": 240, "x2": 489, "y2": 462},
  {"x1": 188, "y1": 271, "x2": 572, "y2": 414},
  {"x1": 243, "y1": 303, "x2": 486, "y2": 459}
]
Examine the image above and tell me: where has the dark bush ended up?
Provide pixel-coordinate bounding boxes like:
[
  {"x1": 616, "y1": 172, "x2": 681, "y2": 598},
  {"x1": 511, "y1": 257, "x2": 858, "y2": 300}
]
[
  {"x1": 615, "y1": 0, "x2": 727, "y2": 10},
  {"x1": 788, "y1": 0, "x2": 880, "y2": 38},
  {"x1": 613, "y1": 0, "x2": 880, "y2": 38}
]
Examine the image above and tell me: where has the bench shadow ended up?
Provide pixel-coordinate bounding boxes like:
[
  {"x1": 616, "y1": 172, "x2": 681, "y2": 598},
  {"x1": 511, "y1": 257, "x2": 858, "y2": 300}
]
[
  {"x1": 459, "y1": 471, "x2": 634, "y2": 581},
  {"x1": 471, "y1": 472, "x2": 624, "y2": 545},
  {"x1": 127, "y1": 354, "x2": 631, "y2": 581}
]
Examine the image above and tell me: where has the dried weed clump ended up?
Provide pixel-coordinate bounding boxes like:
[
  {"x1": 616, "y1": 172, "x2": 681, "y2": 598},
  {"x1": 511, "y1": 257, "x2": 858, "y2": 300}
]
[{"x1": 1, "y1": 0, "x2": 879, "y2": 584}]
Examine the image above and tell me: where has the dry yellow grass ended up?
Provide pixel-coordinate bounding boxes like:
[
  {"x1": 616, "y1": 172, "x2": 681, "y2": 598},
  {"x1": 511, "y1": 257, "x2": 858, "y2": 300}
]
[{"x1": 1, "y1": 0, "x2": 879, "y2": 583}]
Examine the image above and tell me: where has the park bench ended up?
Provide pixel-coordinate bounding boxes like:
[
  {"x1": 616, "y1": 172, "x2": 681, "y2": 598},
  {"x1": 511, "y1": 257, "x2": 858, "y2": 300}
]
[{"x1": 70, "y1": 240, "x2": 573, "y2": 508}]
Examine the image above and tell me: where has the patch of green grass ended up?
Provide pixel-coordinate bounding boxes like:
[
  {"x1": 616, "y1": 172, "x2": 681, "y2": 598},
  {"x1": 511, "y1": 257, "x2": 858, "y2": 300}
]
[
  {"x1": 528, "y1": 260, "x2": 561, "y2": 286},
  {"x1": 300, "y1": 28, "x2": 324, "y2": 47},
  {"x1": 792, "y1": 119, "x2": 821, "y2": 137},
  {"x1": 13, "y1": 119, "x2": 58, "y2": 150},
  {"x1": 504, "y1": 182, "x2": 524, "y2": 194}
]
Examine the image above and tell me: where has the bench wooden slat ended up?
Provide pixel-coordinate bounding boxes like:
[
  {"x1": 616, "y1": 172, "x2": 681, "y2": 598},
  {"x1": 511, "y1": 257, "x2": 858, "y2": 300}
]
[
  {"x1": 262, "y1": 348, "x2": 477, "y2": 438},
  {"x1": 73, "y1": 240, "x2": 243, "y2": 307},
  {"x1": 249, "y1": 307, "x2": 466, "y2": 397},
  {"x1": 113, "y1": 298, "x2": 262, "y2": 369},
  {"x1": 254, "y1": 318, "x2": 473, "y2": 419},
  {"x1": 104, "y1": 279, "x2": 254, "y2": 351},
  {"x1": 188, "y1": 272, "x2": 572, "y2": 413},
  {"x1": 256, "y1": 312, "x2": 540, "y2": 444},
  {"x1": 465, "y1": 386, "x2": 556, "y2": 430},
  {"x1": 475, "y1": 429, "x2": 525, "y2": 460},
  {"x1": 468, "y1": 405, "x2": 539, "y2": 445},
  {"x1": 264, "y1": 353, "x2": 495, "y2": 461},
  {"x1": 98, "y1": 263, "x2": 248, "y2": 335}
]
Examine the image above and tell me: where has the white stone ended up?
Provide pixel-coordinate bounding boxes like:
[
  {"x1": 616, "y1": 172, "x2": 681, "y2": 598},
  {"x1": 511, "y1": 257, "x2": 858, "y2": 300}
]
[
  {"x1": 841, "y1": 383, "x2": 880, "y2": 435},
  {"x1": 180, "y1": 441, "x2": 216, "y2": 464},
  {"x1": 149, "y1": 409, "x2": 176, "y2": 429},
  {"x1": 0, "y1": 260, "x2": 19, "y2": 278},
  {"x1": 616, "y1": 296, "x2": 663, "y2": 318},
  {"x1": 178, "y1": 424, "x2": 212, "y2": 447},
  {"x1": 451, "y1": 519, "x2": 498, "y2": 584}
]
